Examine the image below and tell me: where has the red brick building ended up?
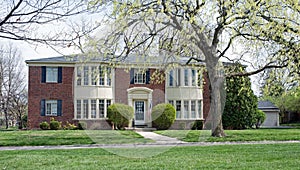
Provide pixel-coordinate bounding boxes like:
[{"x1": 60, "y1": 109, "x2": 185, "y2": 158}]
[{"x1": 26, "y1": 55, "x2": 210, "y2": 129}]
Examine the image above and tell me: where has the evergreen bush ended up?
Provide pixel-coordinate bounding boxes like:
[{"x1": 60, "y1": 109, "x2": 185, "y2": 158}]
[
  {"x1": 107, "y1": 103, "x2": 134, "y2": 130},
  {"x1": 151, "y1": 103, "x2": 176, "y2": 130},
  {"x1": 39, "y1": 121, "x2": 49, "y2": 130}
]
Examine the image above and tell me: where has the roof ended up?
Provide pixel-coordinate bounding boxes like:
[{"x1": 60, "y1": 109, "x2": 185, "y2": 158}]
[
  {"x1": 25, "y1": 54, "x2": 205, "y2": 66},
  {"x1": 258, "y1": 100, "x2": 279, "y2": 110}
]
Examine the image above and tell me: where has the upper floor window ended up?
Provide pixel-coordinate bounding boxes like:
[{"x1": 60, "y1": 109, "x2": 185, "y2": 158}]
[
  {"x1": 76, "y1": 65, "x2": 112, "y2": 86},
  {"x1": 168, "y1": 68, "x2": 201, "y2": 87},
  {"x1": 169, "y1": 70, "x2": 174, "y2": 86},
  {"x1": 184, "y1": 69, "x2": 189, "y2": 86},
  {"x1": 83, "y1": 66, "x2": 89, "y2": 85},
  {"x1": 41, "y1": 66, "x2": 62, "y2": 83},
  {"x1": 191, "y1": 69, "x2": 196, "y2": 86},
  {"x1": 130, "y1": 68, "x2": 150, "y2": 84}
]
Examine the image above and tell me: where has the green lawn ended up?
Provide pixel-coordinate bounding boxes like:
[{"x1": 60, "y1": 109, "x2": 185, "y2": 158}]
[
  {"x1": 155, "y1": 129, "x2": 300, "y2": 142},
  {"x1": 0, "y1": 130, "x2": 152, "y2": 146},
  {"x1": 0, "y1": 143, "x2": 299, "y2": 169}
]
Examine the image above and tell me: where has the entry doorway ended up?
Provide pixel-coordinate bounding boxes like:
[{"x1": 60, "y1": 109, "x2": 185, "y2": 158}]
[{"x1": 134, "y1": 100, "x2": 145, "y2": 125}]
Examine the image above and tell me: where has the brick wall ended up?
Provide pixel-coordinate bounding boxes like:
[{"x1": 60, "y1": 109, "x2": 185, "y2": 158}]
[
  {"x1": 115, "y1": 68, "x2": 165, "y2": 106},
  {"x1": 27, "y1": 66, "x2": 75, "y2": 129}
]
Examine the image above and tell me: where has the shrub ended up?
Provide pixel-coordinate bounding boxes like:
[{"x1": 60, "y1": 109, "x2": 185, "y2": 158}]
[
  {"x1": 191, "y1": 120, "x2": 203, "y2": 130},
  {"x1": 223, "y1": 64, "x2": 258, "y2": 129},
  {"x1": 151, "y1": 103, "x2": 176, "y2": 130},
  {"x1": 49, "y1": 118, "x2": 61, "y2": 130},
  {"x1": 40, "y1": 121, "x2": 49, "y2": 130},
  {"x1": 107, "y1": 103, "x2": 134, "y2": 130},
  {"x1": 63, "y1": 121, "x2": 77, "y2": 130},
  {"x1": 78, "y1": 121, "x2": 87, "y2": 130},
  {"x1": 255, "y1": 110, "x2": 266, "y2": 129}
]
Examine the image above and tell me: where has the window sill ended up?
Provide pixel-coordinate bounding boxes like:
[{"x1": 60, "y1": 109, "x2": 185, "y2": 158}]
[{"x1": 74, "y1": 118, "x2": 109, "y2": 120}]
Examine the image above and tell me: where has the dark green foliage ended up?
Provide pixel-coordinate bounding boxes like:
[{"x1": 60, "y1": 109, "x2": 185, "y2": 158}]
[
  {"x1": 191, "y1": 120, "x2": 204, "y2": 130},
  {"x1": 255, "y1": 110, "x2": 266, "y2": 129},
  {"x1": 78, "y1": 121, "x2": 87, "y2": 130},
  {"x1": 223, "y1": 65, "x2": 258, "y2": 129},
  {"x1": 107, "y1": 103, "x2": 134, "y2": 130},
  {"x1": 151, "y1": 103, "x2": 176, "y2": 130},
  {"x1": 21, "y1": 115, "x2": 27, "y2": 128},
  {"x1": 39, "y1": 121, "x2": 49, "y2": 130},
  {"x1": 49, "y1": 119, "x2": 61, "y2": 130}
]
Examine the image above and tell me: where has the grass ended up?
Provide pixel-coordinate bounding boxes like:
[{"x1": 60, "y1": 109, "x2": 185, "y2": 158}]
[
  {"x1": 0, "y1": 143, "x2": 299, "y2": 169},
  {"x1": 155, "y1": 128, "x2": 300, "y2": 142},
  {"x1": 0, "y1": 130, "x2": 152, "y2": 146}
]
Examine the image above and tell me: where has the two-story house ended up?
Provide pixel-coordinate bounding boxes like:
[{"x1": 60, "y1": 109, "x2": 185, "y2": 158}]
[{"x1": 26, "y1": 55, "x2": 210, "y2": 129}]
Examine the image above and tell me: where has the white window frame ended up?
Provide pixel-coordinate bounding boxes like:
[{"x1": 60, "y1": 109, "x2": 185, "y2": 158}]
[
  {"x1": 76, "y1": 100, "x2": 81, "y2": 119},
  {"x1": 134, "y1": 69, "x2": 146, "y2": 84},
  {"x1": 46, "y1": 100, "x2": 57, "y2": 116},
  {"x1": 169, "y1": 70, "x2": 174, "y2": 87},
  {"x1": 83, "y1": 66, "x2": 89, "y2": 85},
  {"x1": 91, "y1": 99, "x2": 97, "y2": 118},
  {"x1": 46, "y1": 67, "x2": 58, "y2": 83},
  {"x1": 176, "y1": 100, "x2": 181, "y2": 119}
]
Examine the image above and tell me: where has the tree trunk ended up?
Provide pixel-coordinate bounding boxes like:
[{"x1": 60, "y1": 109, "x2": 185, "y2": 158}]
[
  {"x1": 4, "y1": 107, "x2": 8, "y2": 129},
  {"x1": 206, "y1": 59, "x2": 226, "y2": 137}
]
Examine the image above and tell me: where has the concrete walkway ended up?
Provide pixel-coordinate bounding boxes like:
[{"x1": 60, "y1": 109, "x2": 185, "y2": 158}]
[{"x1": 135, "y1": 131, "x2": 187, "y2": 144}]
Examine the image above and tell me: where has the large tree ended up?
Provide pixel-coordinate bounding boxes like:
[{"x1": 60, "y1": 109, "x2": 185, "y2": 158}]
[
  {"x1": 0, "y1": 0, "x2": 101, "y2": 52},
  {"x1": 88, "y1": 0, "x2": 299, "y2": 136},
  {"x1": 0, "y1": 44, "x2": 26, "y2": 129}
]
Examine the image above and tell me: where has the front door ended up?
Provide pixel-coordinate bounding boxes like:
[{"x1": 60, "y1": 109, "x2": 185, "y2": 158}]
[{"x1": 134, "y1": 100, "x2": 145, "y2": 125}]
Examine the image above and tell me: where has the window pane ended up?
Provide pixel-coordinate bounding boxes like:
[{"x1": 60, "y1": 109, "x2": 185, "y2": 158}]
[
  {"x1": 99, "y1": 99, "x2": 104, "y2": 118},
  {"x1": 192, "y1": 69, "x2": 196, "y2": 86},
  {"x1": 106, "y1": 99, "x2": 111, "y2": 108},
  {"x1": 46, "y1": 67, "x2": 58, "y2": 82},
  {"x1": 83, "y1": 66, "x2": 89, "y2": 85},
  {"x1": 169, "y1": 70, "x2": 173, "y2": 86},
  {"x1": 184, "y1": 101, "x2": 189, "y2": 118},
  {"x1": 198, "y1": 100, "x2": 202, "y2": 119},
  {"x1": 168, "y1": 100, "x2": 174, "y2": 106},
  {"x1": 99, "y1": 66, "x2": 104, "y2": 85},
  {"x1": 134, "y1": 69, "x2": 145, "y2": 84},
  {"x1": 184, "y1": 69, "x2": 188, "y2": 86},
  {"x1": 46, "y1": 100, "x2": 57, "y2": 116},
  {"x1": 76, "y1": 100, "x2": 81, "y2": 119},
  {"x1": 91, "y1": 66, "x2": 97, "y2": 85},
  {"x1": 83, "y1": 100, "x2": 88, "y2": 118},
  {"x1": 91, "y1": 100, "x2": 96, "y2": 118},
  {"x1": 191, "y1": 100, "x2": 196, "y2": 118},
  {"x1": 106, "y1": 67, "x2": 111, "y2": 86},
  {"x1": 77, "y1": 67, "x2": 82, "y2": 85},
  {"x1": 176, "y1": 100, "x2": 181, "y2": 119}
]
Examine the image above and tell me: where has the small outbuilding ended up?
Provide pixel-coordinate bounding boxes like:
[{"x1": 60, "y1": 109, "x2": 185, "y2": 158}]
[{"x1": 258, "y1": 100, "x2": 280, "y2": 127}]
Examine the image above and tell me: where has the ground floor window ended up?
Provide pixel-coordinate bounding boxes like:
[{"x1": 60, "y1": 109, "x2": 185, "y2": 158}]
[
  {"x1": 40, "y1": 99, "x2": 62, "y2": 116},
  {"x1": 75, "y1": 99, "x2": 112, "y2": 119},
  {"x1": 169, "y1": 99, "x2": 203, "y2": 119}
]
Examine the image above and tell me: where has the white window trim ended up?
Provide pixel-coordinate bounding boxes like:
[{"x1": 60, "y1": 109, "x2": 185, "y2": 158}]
[
  {"x1": 45, "y1": 100, "x2": 57, "y2": 116},
  {"x1": 134, "y1": 69, "x2": 146, "y2": 84},
  {"x1": 76, "y1": 66, "x2": 112, "y2": 86},
  {"x1": 75, "y1": 99, "x2": 112, "y2": 120},
  {"x1": 46, "y1": 67, "x2": 58, "y2": 83},
  {"x1": 169, "y1": 99, "x2": 203, "y2": 120}
]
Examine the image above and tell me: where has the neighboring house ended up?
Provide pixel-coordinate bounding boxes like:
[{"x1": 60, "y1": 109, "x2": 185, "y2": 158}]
[
  {"x1": 258, "y1": 100, "x2": 280, "y2": 127},
  {"x1": 26, "y1": 55, "x2": 210, "y2": 129}
]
